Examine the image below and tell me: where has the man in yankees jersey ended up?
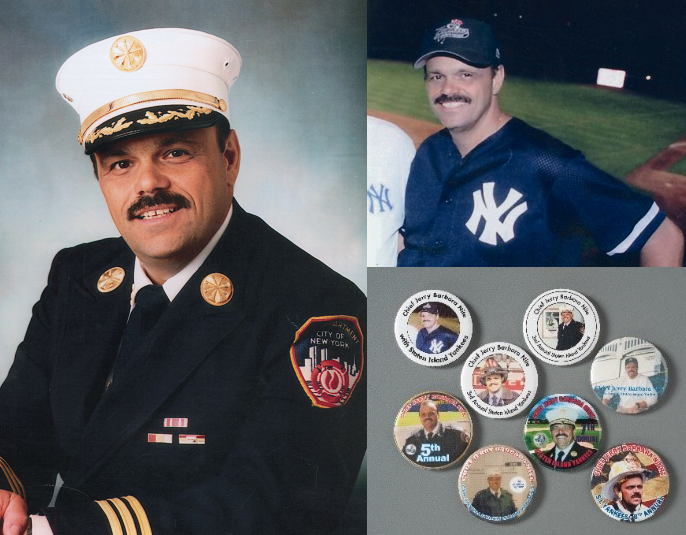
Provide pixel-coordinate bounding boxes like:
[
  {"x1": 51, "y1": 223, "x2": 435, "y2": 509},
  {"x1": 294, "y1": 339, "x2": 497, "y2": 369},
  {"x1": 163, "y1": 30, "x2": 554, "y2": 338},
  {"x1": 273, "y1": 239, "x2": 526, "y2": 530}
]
[
  {"x1": 415, "y1": 303, "x2": 458, "y2": 354},
  {"x1": 398, "y1": 17, "x2": 683, "y2": 266}
]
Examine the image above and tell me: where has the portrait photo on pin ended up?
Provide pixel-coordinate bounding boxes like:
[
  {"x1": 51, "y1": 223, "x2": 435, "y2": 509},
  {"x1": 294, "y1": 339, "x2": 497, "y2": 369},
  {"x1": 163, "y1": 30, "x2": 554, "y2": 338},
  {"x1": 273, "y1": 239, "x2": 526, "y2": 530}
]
[
  {"x1": 393, "y1": 391, "x2": 472, "y2": 470},
  {"x1": 523, "y1": 289, "x2": 599, "y2": 365},
  {"x1": 590, "y1": 443, "x2": 669, "y2": 522},
  {"x1": 458, "y1": 445, "x2": 537, "y2": 523},
  {"x1": 590, "y1": 337, "x2": 668, "y2": 415},
  {"x1": 524, "y1": 394, "x2": 601, "y2": 471},
  {"x1": 394, "y1": 290, "x2": 473, "y2": 367},
  {"x1": 461, "y1": 342, "x2": 538, "y2": 419}
]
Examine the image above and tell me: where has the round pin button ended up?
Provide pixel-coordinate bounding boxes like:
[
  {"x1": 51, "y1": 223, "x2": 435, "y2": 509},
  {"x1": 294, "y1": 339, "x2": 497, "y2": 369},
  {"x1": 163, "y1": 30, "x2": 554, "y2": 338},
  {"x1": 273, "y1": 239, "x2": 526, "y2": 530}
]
[
  {"x1": 458, "y1": 445, "x2": 537, "y2": 522},
  {"x1": 591, "y1": 443, "x2": 669, "y2": 522},
  {"x1": 394, "y1": 290, "x2": 473, "y2": 366},
  {"x1": 393, "y1": 391, "x2": 472, "y2": 470},
  {"x1": 461, "y1": 342, "x2": 538, "y2": 419},
  {"x1": 524, "y1": 394, "x2": 601, "y2": 471},
  {"x1": 590, "y1": 337, "x2": 668, "y2": 415},
  {"x1": 522, "y1": 289, "x2": 599, "y2": 365}
]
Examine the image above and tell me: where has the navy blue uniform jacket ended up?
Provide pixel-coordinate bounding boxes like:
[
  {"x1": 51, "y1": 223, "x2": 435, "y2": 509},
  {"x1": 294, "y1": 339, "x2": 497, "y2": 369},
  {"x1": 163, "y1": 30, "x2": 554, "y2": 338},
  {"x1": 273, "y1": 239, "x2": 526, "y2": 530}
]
[{"x1": 0, "y1": 201, "x2": 367, "y2": 534}]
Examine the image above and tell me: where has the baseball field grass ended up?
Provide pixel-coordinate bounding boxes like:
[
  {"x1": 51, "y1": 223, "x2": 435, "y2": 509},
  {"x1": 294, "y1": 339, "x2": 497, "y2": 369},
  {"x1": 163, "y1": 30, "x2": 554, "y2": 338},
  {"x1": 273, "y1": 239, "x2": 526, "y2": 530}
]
[{"x1": 368, "y1": 59, "x2": 686, "y2": 177}]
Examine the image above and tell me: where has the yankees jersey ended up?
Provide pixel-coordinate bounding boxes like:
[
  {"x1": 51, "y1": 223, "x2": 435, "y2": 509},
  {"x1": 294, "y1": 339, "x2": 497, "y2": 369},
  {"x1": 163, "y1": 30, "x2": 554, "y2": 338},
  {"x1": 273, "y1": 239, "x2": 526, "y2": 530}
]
[
  {"x1": 416, "y1": 325, "x2": 459, "y2": 354},
  {"x1": 367, "y1": 116, "x2": 416, "y2": 266},
  {"x1": 398, "y1": 118, "x2": 664, "y2": 266}
]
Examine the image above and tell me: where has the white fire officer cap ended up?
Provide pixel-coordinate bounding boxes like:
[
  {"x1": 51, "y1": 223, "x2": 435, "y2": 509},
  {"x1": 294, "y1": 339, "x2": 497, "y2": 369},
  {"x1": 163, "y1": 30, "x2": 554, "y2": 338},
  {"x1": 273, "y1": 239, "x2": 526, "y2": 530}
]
[{"x1": 56, "y1": 28, "x2": 241, "y2": 154}]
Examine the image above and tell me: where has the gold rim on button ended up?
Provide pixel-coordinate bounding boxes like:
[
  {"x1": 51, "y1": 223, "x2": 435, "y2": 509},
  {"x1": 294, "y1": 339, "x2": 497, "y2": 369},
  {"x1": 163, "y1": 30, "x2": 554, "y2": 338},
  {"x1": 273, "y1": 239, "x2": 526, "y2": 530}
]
[
  {"x1": 201, "y1": 273, "x2": 233, "y2": 306},
  {"x1": 97, "y1": 267, "x2": 125, "y2": 293},
  {"x1": 110, "y1": 36, "x2": 146, "y2": 72}
]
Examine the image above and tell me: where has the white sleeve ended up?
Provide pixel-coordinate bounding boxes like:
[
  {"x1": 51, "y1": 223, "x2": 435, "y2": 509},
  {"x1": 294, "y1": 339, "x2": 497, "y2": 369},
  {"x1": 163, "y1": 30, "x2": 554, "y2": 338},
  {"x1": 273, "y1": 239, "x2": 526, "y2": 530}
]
[
  {"x1": 30, "y1": 515, "x2": 54, "y2": 535},
  {"x1": 642, "y1": 376, "x2": 659, "y2": 407}
]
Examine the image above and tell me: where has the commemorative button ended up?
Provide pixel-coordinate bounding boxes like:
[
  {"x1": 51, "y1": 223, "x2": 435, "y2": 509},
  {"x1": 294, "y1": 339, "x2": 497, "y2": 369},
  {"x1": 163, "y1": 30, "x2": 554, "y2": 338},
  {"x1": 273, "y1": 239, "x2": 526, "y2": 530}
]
[
  {"x1": 461, "y1": 342, "x2": 538, "y2": 419},
  {"x1": 458, "y1": 445, "x2": 537, "y2": 522},
  {"x1": 591, "y1": 443, "x2": 669, "y2": 522},
  {"x1": 394, "y1": 290, "x2": 473, "y2": 366},
  {"x1": 393, "y1": 391, "x2": 472, "y2": 470},
  {"x1": 522, "y1": 288, "x2": 599, "y2": 365},
  {"x1": 524, "y1": 394, "x2": 601, "y2": 471},
  {"x1": 590, "y1": 337, "x2": 668, "y2": 415}
]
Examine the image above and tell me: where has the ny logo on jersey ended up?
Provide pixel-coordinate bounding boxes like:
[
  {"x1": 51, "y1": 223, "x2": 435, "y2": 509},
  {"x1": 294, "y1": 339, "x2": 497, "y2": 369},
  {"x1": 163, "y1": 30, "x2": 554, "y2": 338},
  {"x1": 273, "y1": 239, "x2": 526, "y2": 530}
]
[
  {"x1": 429, "y1": 340, "x2": 444, "y2": 354},
  {"x1": 367, "y1": 183, "x2": 393, "y2": 214},
  {"x1": 465, "y1": 182, "x2": 528, "y2": 245}
]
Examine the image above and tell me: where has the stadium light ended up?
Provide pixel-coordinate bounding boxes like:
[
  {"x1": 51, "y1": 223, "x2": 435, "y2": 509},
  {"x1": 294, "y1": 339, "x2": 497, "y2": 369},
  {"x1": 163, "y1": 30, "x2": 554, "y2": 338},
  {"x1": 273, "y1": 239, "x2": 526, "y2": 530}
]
[{"x1": 597, "y1": 68, "x2": 626, "y2": 89}]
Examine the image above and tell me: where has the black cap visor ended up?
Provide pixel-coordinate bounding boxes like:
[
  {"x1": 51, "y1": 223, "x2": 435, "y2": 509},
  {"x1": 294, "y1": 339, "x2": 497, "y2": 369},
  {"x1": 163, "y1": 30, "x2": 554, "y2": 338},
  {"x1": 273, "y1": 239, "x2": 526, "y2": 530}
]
[
  {"x1": 84, "y1": 105, "x2": 227, "y2": 154},
  {"x1": 415, "y1": 50, "x2": 496, "y2": 69}
]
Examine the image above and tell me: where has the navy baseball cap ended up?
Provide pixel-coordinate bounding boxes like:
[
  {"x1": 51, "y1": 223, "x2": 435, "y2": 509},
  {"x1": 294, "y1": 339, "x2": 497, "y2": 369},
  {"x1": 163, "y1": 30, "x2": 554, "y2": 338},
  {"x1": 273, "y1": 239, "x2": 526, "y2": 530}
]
[
  {"x1": 414, "y1": 18, "x2": 502, "y2": 69},
  {"x1": 419, "y1": 303, "x2": 440, "y2": 314}
]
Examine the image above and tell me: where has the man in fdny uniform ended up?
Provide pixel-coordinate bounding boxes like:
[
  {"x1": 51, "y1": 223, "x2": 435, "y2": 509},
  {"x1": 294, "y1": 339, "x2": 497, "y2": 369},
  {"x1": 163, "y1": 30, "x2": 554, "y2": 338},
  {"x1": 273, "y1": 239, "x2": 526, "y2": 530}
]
[
  {"x1": 402, "y1": 400, "x2": 469, "y2": 468},
  {"x1": 601, "y1": 460, "x2": 655, "y2": 522},
  {"x1": 556, "y1": 308, "x2": 585, "y2": 350},
  {"x1": 415, "y1": 303, "x2": 459, "y2": 354},
  {"x1": 0, "y1": 28, "x2": 366, "y2": 535},
  {"x1": 398, "y1": 17, "x2": 683, "y2": 266}
]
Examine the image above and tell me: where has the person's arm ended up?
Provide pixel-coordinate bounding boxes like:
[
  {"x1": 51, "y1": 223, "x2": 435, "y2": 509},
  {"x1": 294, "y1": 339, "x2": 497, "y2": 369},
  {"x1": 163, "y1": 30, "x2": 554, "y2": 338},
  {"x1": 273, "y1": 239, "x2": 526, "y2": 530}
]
[
  {"x1": 0, "y1": 251, "x2": 65, "y2": 513},
  {"x1": 640, "y1": 217, "x2": 684, "y2": 266},
  {"x1": 0, "y1": 490, "x2": 28, "y2": 535}
]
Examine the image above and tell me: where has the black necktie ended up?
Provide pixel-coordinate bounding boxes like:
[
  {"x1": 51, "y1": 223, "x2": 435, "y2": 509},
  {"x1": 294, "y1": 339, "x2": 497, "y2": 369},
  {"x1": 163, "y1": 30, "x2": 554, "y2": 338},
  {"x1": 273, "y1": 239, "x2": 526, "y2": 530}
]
[
  {"x1": 556, "y1": 451, "x2": 565, "y2": 462},
  {"x1": 113, "y1": 285, "x2": 169, "y2": 380}
]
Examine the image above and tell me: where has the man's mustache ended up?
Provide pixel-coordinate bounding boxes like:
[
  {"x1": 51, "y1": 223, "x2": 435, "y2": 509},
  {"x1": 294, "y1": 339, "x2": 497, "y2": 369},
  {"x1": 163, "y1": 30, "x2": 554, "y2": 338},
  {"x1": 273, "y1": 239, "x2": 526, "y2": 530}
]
[
  {"x1": 127, "y1": 191, "x2": 191, "y2": 220},
  {"x1": 434, "y1": 94, "x2": 472, "y2": 105}
]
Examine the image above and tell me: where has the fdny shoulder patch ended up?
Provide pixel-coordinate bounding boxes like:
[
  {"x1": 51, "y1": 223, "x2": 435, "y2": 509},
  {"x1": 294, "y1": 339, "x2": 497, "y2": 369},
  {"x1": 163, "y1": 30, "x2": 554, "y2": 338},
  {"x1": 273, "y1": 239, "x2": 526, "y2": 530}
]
[{"x1": 290, "y1": 315, "x2": 364, "y2": 408}]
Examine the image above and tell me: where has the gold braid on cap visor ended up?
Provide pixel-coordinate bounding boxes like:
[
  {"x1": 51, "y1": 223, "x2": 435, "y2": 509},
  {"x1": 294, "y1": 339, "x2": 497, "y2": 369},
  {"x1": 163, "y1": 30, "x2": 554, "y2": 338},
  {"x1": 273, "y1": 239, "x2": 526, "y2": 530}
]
[{"x1": 78, "y1": 89, "x2": 227, "y2": 144}]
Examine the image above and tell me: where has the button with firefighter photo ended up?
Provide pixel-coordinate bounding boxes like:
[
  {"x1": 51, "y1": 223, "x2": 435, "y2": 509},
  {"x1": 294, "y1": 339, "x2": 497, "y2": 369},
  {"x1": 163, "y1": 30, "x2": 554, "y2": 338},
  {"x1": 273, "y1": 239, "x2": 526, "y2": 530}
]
[
  {"x1": 393, "y1": 391, "x2": 472, "y2": 470},
  {"x1": 590, "y1": 443, "x2": 669, "y2": 522},
  {"x1": 590, "y1": 337, "x2": 668, "y2": 415},
  {"x1": 523, "y1": 394, "x2": 601, "y2": 471},
  {"x1": 460, "y1": 342, "x2": 538, "y2": 419},
  {"x1": 394, "y1": 290, "x2": 473, "y2": 367},
  {"x1": 522, "y1": 289, "x2": 599, "y2": 365},
  {"x1": 458, "y1": 445, "x2": 537, "y2": 523}
]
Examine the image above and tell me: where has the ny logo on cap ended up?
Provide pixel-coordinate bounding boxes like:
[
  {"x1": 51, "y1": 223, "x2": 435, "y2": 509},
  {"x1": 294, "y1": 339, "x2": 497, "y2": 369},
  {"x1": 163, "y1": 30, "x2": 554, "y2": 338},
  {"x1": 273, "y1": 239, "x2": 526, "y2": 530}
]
[{"x1": 434, "y1": 19, "x2": 470, "y2": 43}]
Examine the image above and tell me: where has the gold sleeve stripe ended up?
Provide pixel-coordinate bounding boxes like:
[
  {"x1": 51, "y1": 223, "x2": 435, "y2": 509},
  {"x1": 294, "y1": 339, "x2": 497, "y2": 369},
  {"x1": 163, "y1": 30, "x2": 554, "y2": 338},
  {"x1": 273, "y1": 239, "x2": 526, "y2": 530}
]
[
  {"x1": 122, "y1": 496, "x2": 153, "y2": 535},
  {"x1": 109, "y1": 498, "x2": 138, "y2": 535},
  {"x1": 95, "y1": 499, "x2": 124, "y2": 535},
  {"x1": 0, "y1": 457, "x2": 25, "y2": 499}
]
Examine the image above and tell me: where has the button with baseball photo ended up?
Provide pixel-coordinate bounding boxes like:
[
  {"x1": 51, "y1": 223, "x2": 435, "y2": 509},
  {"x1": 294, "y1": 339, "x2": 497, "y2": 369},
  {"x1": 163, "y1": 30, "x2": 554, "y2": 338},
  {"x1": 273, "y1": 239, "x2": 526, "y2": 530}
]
[
  {"x1": 523, "y1": 394, "x2": 601, "y2": 471},
  {"x1": 393, "y1": 391, "x2": 472, "y2": 470},
  {"x1": 590, "y1": 443, "x2": 669, "y2": 522},
  {"x1": 394, "y1": 290, "x2": 473, "y2": 366},
  {"x1": 461, "y1": 342, "x2": 538, "y2": 419},
  {"x1": 522, "y1": 289, "x2": 599, "y2": 365},
  {"x1": 458, "y1": 445, "x2": 537, "y2": 523},
  {"x1": 590, "y1": 337, "x2": 668, "y2": 415}
]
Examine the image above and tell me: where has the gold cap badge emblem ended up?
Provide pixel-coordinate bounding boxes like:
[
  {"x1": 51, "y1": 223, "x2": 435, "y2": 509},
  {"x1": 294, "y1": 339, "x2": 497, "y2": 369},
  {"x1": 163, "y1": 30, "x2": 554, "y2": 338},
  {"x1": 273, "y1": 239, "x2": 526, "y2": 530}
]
[
  {"x1": 97, "y1": 267, "x2": 125, "y2": 293},
  {"x1": 110, "y1": 36, "x2": 146, "y2": 72},
  {"x1": 201, "y1": 273, "x2": 233, "y2": 306}
]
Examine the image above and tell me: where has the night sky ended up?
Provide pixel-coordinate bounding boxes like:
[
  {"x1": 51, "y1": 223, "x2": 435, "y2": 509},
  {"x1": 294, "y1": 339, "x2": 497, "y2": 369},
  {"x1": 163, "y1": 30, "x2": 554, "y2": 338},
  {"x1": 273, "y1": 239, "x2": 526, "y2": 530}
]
[{"x1": 369, "y1": 0, "x2": 686, "y2": 98}]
